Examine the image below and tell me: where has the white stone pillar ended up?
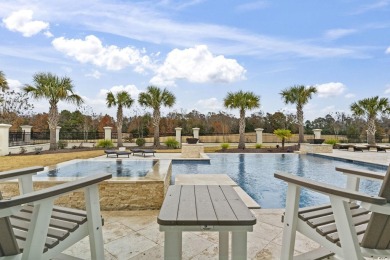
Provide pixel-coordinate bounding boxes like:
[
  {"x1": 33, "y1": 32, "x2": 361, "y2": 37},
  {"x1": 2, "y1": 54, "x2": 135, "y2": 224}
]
[
  {"x1": 56, "y1": 126, "x2": 61, "y2": 143},
  {"x1": 104, "y1": 126, "x2": 113, "y2": 140},
  {"x1": 175, "y1": 127, "x2": 182, "y2": 147},
  {"x1": 313, "y1": 129, "x2": 322, "y2": 139},
  {"x1": 21, "y1": 125, "x2": 33, "y2": 143},
  {"x1": 193, "y1": 128, "x2": 200, "y2": 139},
  {"x1": 255, "y1": 128, "x2": 264, "y2": 144},
  {"x1": 0, "y1": 124, "x2": 12, "y2": 156}
]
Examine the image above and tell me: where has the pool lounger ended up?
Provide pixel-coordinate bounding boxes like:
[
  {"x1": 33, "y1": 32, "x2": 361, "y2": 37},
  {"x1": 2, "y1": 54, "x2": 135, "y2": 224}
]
[
  {"x1": 131, "y1": 149, "x2": 156, "y2": 157},
  {"x1": 104, "y1": 150, "x2": 131, "y2": 158}
]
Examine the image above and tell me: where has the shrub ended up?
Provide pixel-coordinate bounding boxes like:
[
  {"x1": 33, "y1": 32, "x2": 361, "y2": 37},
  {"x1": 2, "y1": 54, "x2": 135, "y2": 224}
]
[
  {"x1": 96, "y1": 139, "x2": 114, "y2": 148},
  {"x1": 255, "y1": 144, "x2": 262, "y2": 149},
  {"x1": 221, "y1": 143, "x2": 230, "y2": 150},
  {"x1": 34, "y1": 147, "x2": 43, "y2": 154},
  {"x1": 324, "y1": 139, "x2": 338, "y2": 146},
  {"x1": 57, "y1": 140, "x2": 68, "y2": 149},
  {"x1": 136, "y1": 138, "x2": 146, "y2": 147},
  {"x1": 165, "y1": 137, "x2": 179, "y2": 149}
]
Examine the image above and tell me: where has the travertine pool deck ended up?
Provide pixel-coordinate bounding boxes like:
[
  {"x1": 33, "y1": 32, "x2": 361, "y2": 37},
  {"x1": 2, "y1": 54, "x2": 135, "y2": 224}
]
[{"x1": 315, "y1": 149, "x2": 390, "y2": 167}]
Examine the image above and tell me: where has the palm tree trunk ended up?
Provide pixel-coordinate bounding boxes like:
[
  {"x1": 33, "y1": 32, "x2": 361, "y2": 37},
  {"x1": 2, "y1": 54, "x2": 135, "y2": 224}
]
[
  {"x1": 153, "y1": 109, "x2": 161, "y2": 147},
  {"x1": 367, "y1": 117, "x2": 376, "y2": 145},
  {"x1": 48, "y1": 103, "x2": 59, "y2": 150},
  {"x1": 297, "y1": 106, "x2": 304, "y2": 144},
  {"x1": 117, "y1": 107, "x2": 123, "y2": 147},
  {"x1": 238, "y1": 109, "x2": 246, "y2": 149}
]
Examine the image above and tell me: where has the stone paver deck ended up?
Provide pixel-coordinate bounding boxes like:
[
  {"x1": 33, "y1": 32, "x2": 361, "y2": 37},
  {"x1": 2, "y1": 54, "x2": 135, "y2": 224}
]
[{"x1": 63, "y1": 209, "x2": 319, "y2": 259}]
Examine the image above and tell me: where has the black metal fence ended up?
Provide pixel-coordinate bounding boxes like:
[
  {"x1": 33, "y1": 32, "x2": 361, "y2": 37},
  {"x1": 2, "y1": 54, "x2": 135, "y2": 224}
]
[
  {"x1": 9, "y1": 131, "x2": 50, "y2": 147},
  {"x1": 59, "y1": 131, "x2": 104, "y2": 142}
]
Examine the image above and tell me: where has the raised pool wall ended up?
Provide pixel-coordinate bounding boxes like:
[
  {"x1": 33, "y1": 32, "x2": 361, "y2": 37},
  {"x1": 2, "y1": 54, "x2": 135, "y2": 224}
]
[{"x1": 0, "y1": 160, "x2": 172, "y2": 210}]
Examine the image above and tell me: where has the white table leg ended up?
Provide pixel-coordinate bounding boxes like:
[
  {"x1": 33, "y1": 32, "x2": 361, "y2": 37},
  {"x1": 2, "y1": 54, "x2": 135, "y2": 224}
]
[
  {"x1": 232, "y1": 231, "x2": 247, "y2": 260},
  {"x1": 164, "y1": 230, "x2": 182, "y2": 260},
  {"x1": 219, "y1": 231, "x2": 229, "y2": 260}
]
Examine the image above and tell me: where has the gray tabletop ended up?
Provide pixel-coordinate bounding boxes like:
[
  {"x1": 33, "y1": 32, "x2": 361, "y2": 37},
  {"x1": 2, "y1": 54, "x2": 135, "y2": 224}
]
[{"x1": 157, "y1": 185, "x2": 256, "y2": 226}]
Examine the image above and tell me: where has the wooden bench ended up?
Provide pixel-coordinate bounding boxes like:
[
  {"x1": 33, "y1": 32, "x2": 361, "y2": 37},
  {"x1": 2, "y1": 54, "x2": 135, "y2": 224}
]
[{"x1": 157, "y1": 185, "x2": 256, "y2": 259}]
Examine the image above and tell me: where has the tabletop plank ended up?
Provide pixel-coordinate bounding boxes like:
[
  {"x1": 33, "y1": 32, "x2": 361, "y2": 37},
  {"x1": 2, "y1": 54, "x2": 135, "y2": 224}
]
[
  {"x1": 177, "y1": 185, "x2": 197, "y2": 224},
  {"x1": 195, "y1": 186, "x2": 218, "y2": 225},
  {"x1": 208, "y1": 185, "x2": 238, "y2": 225},
  {"x1": 157, "y1": 185, "x2": 182, "y2": 225}
]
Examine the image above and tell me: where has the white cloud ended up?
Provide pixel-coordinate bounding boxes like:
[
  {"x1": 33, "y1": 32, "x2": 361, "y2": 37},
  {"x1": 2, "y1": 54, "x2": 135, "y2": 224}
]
[
  {"x1": 44, "y1": 31, "x2": 53, "y2": 38},
  {"x1": 52, "y1": 35, "x2": 155, "y2": 71},
  {"x1": 384, "y1": 86, "x2": 390, "y2": 94},
  {"x1": 351, "y1": 0, "x2": 390, "y2": 15},
  {"x1": 6, "y1": 78, "x2": 22, "y2": 91},
  {"x1": 345, "y1": 93, "x2": 356, "y2": 98},
  {"x1": 150, "y1": 45, "x2": 246, "y2": 86},
  {"x1": 98, "y1": 84, "x2": 142, "y2": 100},
  {"x1": 2, "y1": 9, "x2": 49, "y2": 37},
  {"x1": 316, "y1": 82, "x2": 346, "y2": 98},
  {"x1": 324, "y1": 29, "x2": 357, "y2": 40},
  {"x1": 85, "y1": 70, "x2": 102, "y2": 79},
  {"x1": 386, "y1": 47, "x2": 390, "y2": 54},
  {"x1": 196, "y1": 98, "x2": 223, "y2": 111}
]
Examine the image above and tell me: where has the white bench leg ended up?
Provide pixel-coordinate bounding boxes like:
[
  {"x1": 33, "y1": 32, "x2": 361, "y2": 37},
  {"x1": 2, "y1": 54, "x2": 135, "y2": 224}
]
[
  {"x1": 231, "y1": 231, "x2": 247, "y2": 260},
  {"x1": 164, "y1": 230, "x2": 182, "y2": 260},
  {"x1": 219, "y1": 231, "x2": 229, "y2": 260}
]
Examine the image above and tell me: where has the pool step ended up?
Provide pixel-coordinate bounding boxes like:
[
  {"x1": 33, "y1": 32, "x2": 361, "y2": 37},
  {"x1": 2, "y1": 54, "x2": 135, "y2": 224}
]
[{"x1": 174, "y1": 174, "x2": 260, "y2": 209}]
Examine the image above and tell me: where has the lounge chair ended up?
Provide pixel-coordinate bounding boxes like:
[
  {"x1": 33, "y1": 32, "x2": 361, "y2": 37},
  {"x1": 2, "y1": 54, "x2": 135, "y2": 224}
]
[
  {"x1": 274, "y1": 165, "x2": 390, "y2": 260},
  {"x1": 131, "y1": 149, "x2": 156, "y2": 157},
  {"x1": 335, "y1": 143, "x2": 350, "y2": 150},
  {"x1": 352, "y1": 144, "x2": 369, "y2": 152},
  {"x1": 0, "y1": 166, "x2": 111, "y2": 260},
  {"x1": 104, "y1": 149, "x2": 131, "y2": 157}
]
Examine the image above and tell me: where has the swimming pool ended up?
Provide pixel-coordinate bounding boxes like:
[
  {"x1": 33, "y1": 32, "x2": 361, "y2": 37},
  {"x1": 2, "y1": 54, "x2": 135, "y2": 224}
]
[
  {"x1": 172, "y1": 154, "x2": 384, "y2": 208},
  {"x1": 37, "y1": 160, "x2": 156, "y2": 178}
]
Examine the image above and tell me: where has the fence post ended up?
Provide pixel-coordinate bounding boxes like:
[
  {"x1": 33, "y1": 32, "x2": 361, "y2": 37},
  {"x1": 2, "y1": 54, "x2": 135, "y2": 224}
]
[
  {"x1": 255, "y1": 128, "x2": 264, "y2": 145},
  {"x1": 104, "y1": 127, "x2": 113, "y2": 140},
  {"x1": 56, "y1": 126, "x2": 61, "y2": 143},
  {"x1": 175, "y1": 127, "x2": 182, "y2": 148},
  {"x1": 193, "y1": 128, "x2": 200, "y2": 139},
  {"x1": 313, "y1": 129, "x2": 322, "y2": 139},
  {"x1": 0, "y1": 124, "x2": 12, "y2": 156},
  {"x1": 21, "y1": 125, "x2": 32, "y2": 143}
]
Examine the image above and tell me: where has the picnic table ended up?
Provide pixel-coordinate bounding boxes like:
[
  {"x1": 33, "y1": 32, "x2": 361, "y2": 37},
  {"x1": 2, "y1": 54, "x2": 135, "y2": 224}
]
[{"x1": 157, "y1": 185, "x2": 256, "y2": 260}]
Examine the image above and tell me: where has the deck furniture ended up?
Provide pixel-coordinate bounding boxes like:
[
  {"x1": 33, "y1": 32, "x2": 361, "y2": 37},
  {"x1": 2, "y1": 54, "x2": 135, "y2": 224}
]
[
  {"x1": 157, "y1": 185, "x2": 256, "y2": 260},
  {"x1": 104, "y1": 149, "x2": 131, "y2": 157},
  {"x1": 0, "y1": 166, "x2": 111, "y2": 260},
  {"x1": 274, "y1": 165, "x2": 390, "y2": 260},
  {"x1": 352, "y1": 144, "x2": 369, "y2": 152},
  {"x1": 366, "y1": 144, "x2": 390, "y2": 152},
  {"x1": 131, "y1": 149, "x2": 156, "y2": 157},
  {"x1": 335, "y1": 143, "x2": 350, "y2": 150}
]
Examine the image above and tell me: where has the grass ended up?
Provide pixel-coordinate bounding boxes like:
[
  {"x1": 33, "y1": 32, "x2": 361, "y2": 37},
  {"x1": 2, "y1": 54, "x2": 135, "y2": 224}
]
[{"x1": 1, "y1": 150, "x2": 105, "y2": 171}]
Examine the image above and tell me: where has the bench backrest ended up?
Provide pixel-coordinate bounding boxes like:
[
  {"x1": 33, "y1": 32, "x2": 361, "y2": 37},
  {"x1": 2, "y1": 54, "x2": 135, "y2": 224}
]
[
  {"x1": 0, "y1": 192, "x2": 20, "y2": 256},
  {"x1": 361, "y1": 166, "x2": 390, "y2": 249}
]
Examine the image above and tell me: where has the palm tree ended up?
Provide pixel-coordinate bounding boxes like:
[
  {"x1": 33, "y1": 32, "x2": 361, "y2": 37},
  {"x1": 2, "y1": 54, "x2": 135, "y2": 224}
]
[
  {"x1": 274, "y1": 129, "x2": 292, "y2": 149},
  {"x1": 0, "y1": 71, "x2": 9, "y2": 91},
  {"x1": 24, "y1": 72, "x2": 83, "y2": 150},
  {"x1": 280, "y1": 85, "x2": 317, "y2": 144},
  {"x1": 350, "y1": 96, "x2": 390, "y2": 145},
  {"x1": 224, "y1": 90, "x2": 260, "y2": 149},
  {"x1": 106, "y1": 91, "x2": 134, "y2": 147},
  {"x1": 138, "y1": 86, "x2": 176, "y2": 147}
]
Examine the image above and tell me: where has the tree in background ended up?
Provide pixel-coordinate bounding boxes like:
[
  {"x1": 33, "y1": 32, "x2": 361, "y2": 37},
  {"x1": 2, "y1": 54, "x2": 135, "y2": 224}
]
[
  {"x1": 350, "y1": 96, "x2": 390, "y2": 144},
  {"x1": 0, "y1": 71, "x2": 9, "y2": 92},
  {"x1": 106, "y1": 91, "x2": 134, "y2": 147},
  {"x1": 138, "y1": 86, "x2": 176, "y2": 147},
  {"x1": 24, "y1": 72, "x2": 83, "y2": 149},
  {"x1": 0, "y1": 90, "x2": 34, "y2": 124},
  {"x1": 274, "y1": 129, "x2": 292, "y2": 149},
  {"x1": 280, "y1": 85, "x2": 317, "y2": 144},
  {"x1": 224, "y1": 90, "x2": 260, "y2": 149}
]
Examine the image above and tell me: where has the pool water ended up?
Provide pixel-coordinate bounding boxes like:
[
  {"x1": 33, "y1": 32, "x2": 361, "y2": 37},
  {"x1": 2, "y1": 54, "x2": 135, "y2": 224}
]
[
  {"x1": 172, "y1": 154, "x2": 384, "y2": 208},
  {"x1": 37, "y1": 160, "x2": 156, "y2": 178}
]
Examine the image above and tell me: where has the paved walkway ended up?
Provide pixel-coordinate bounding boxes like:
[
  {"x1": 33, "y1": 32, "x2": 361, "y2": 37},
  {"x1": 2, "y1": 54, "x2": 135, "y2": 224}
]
[{"x1": 316, "y1": 149, "x2": 390, "y2": 167}]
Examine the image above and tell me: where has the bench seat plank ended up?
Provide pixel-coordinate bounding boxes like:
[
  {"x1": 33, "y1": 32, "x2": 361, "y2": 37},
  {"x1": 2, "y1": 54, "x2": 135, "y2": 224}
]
[
  {"x1": 195, "y1": 186, "x2": 218, "y2": 225},
  {"x1": 177, "y1": 186, "x2": 197, "y2": 224}
]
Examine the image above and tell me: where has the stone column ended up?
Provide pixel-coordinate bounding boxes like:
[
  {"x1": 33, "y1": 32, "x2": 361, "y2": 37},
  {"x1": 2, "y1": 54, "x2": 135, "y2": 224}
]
[
  {"x1": 0, "y1": 124, "x2": 12, "y2": 156},
  {"x1": 255, "y1": 128, "x2": 264, "y2": 145},
  {"x1": 21, "y1": 125, "x2": 32, "y2": 143},
  {"x1": 193, "y1": 128, "x2": 200, "y2": 139},
  {"x1": 56, "y1": 126, "x2": 61, "y2": 143},
  {"x1": 104, "y1": 126, "x2": 113, "y2": 140},
  {"x1": 175, "y1": 127, "x2": 182, "y2": 147},
  {"x1": 313, "y1": 129, "x2": 322, "y2": 139}
]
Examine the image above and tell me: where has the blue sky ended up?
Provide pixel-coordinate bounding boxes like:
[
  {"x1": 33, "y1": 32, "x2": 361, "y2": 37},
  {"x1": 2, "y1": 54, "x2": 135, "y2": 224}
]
[{"x1": 1, "y1": 0, "x2": 390, "y2": 120}]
